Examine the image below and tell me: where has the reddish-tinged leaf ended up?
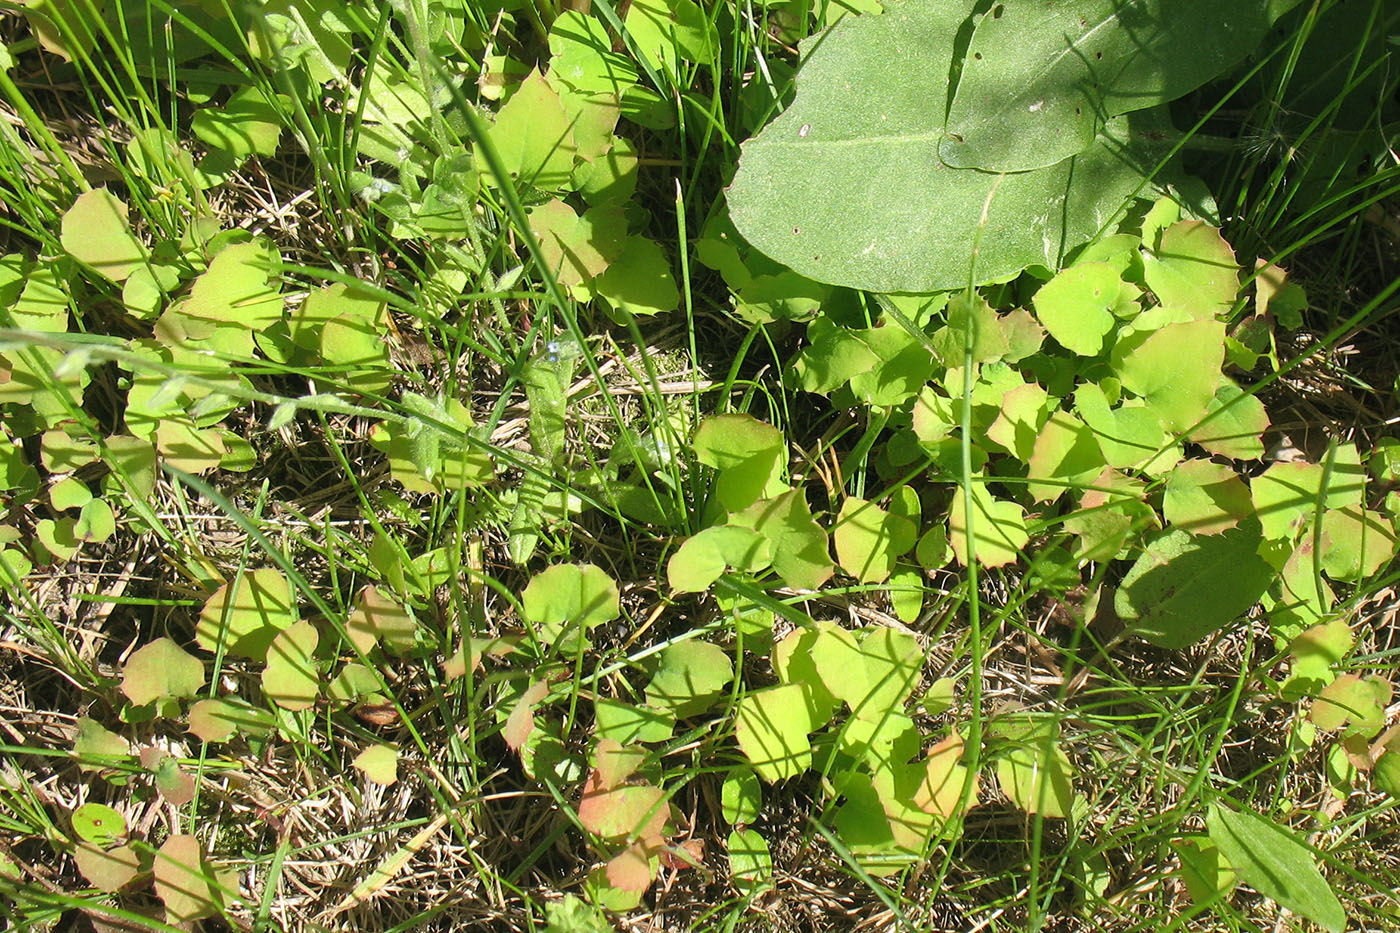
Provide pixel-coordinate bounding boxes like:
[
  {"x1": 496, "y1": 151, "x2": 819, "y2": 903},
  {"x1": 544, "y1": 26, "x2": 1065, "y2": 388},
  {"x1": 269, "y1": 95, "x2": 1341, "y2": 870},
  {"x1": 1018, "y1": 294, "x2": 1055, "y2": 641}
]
[{"x1": 504, "y1": 679, "x2": 550, "y2": 751}]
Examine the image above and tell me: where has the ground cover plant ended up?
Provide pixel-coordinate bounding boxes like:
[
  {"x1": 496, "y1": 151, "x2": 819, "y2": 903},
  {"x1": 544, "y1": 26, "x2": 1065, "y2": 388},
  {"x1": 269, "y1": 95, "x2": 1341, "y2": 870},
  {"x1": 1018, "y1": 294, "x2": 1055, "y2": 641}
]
[{"x1": 1, "y1": 0, "x2": 1399, "y2": 929}]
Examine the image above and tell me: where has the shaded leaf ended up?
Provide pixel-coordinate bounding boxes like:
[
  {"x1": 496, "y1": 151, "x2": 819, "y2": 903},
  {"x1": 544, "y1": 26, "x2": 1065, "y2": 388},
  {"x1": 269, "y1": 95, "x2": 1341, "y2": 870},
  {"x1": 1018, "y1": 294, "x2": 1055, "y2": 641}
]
[{"x1": 1207, "y1": 804, "x2": 1345, "y2": 933}]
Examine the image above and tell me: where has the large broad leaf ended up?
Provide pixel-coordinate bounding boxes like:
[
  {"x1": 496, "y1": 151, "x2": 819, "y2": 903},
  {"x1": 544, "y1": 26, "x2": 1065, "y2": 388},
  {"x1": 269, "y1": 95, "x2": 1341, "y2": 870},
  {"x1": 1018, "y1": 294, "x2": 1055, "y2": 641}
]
[
  {"x1": 940, "y1": 0, "x2": 1304, "y2": 173},
  {"x1": 726, "y1": 0, "x2": 1170, "y2": 293},
  {"x1": 1207, "y1": 804, "x2": 1346, "y2": 933},
  {"x1": 1115, "y1": 520, "x2": 1274, "y2": 648}
]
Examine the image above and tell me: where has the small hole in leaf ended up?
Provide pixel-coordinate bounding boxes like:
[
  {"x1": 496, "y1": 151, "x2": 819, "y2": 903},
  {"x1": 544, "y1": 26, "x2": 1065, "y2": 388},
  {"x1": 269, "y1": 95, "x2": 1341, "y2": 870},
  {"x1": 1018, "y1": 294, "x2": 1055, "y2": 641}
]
[
  {"x1": 792, "y1": 227, "x2": 801, "y2": 235},
  {"x1": 948, "y1": 133, "x2": 964, "y2": 143},
  {"x1": 1095, "y1": 51, "x2": 1103, "y2": 60},
  {"x1": 992, "y1": 4, "x2": 1003, "y2": 17},
  {"x1": 974, "y1": 52, "x2": 983, "y2": 60}
]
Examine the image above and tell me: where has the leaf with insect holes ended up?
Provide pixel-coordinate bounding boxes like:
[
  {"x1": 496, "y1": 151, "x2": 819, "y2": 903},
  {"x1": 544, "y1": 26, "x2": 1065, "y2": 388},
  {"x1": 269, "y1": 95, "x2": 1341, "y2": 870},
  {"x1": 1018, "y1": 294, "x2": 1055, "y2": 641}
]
[
  {"x1": 939, "y1": 2, "x2": 1304, "y2": 173},
  {"x1": 154, "y1": 834, "x2": 225, "y2": 924},
  {"x1": 187, "y1": 697, "x2": 274, "y2": 743},
  {"x1": 693, "y1": 414, "x2": 788, "y2": 514},
  {"x1": 729, "y1": 490, "x2": 834, "y2": 591},
  {"x1": 1032, "y1": 262, "x2": 1125, "y2": 357},
  {"x1": 521, "y1": 563, "x2": 620, "y2": 655},
  {"x1": 735, "y1": 684, "x2": 813, "y2": 783},
  {"x1": 120, "y1": 637, "x2": 205, "y2": 708},
  {"x1": 482, "y1": 70, "x2": 578, "y2": 192},
  {"x1": 353, "y1": 745, "x2": 399, "y2": 786},
  {"x1": 1163, "y1": 459, "x2": 1253, "y2": 536},
  {"x1": 197, "y1": 568, "x2": 296, "y2": 661},
  {"x1": 949, "y1": 481, "x2": 1029, "y2": 569},
  {"x1": 71, "y1": 803, "x2": 126, "y2": 847},
  {"x1": 1143, "y1": 221, "x2": 1239, "y2": 319},
  {"x1": 261, "y1": 620, "x2": 320, "y2": 712},
  {"x1": 74, "y1": 842, "x2": 141, "y2": 893},
  {"x1": 1116, "y1": 520, "x2": 1274, "y2": 648},
  {"x1": 667, "y1": 525, "x2": 773, "y2": 594},
  {"x1": 346, "y1": 585, "x2": 418, "y2": 656},
  {"x1": 1207, "y1": 803, "x2": 1345, "y2": 933},
  {"x1": 644, "y1": 640, "x2": 733, "y2": 718},
  {"x1": 60, "y1": 188, "x2": 148, "y2": 283},
  {"x1": 834, "y1": 497, "x2": 917, "y2": 584}
]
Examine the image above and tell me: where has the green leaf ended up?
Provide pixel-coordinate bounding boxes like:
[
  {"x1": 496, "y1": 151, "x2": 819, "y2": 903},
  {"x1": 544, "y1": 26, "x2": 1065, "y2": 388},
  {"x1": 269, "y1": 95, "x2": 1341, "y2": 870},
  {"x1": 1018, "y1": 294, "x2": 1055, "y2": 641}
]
[
  {"x1": 191, "y1": 86, "x2": 284, "y2": 161},
  {"x1": 196, "y1": 568, "x2": 297, "y2": 661},
  {"x1": 729, "y1": 490, "x2": 835, "y2": 591},
  {"x1": 939, "y1": 1, "x2": 1303, "y2": 173},
  {"x1": 1074, "y1": 383, "x2": 1180, "y2": 473},
  {"x1": 1032, "y1": 262, "x2": 1125, "y2": 357},
  {"x1": 1187, "y1": 380, "x2": 1269, "y2": 461},
  {"x1": 667, "y1": 525, "x2": 773, "y2": 593},
  {"x1": 1143, "y1": 221, "x2": 1239, "y2": 319},
  {"x1": 1310, "y1": 674, "x2": 1391, "y2": 737},
  {"x1": 1115, "y1": 521, "x2": 1275, "y2": 648},
  {"x1": 60, "y1": 188, "x2": 147, "y2": 283},
  {"x1": 991, "y1": 716, "x2": 1076, "y2": 818},
  {"x1": 71, "y1": 803, "x2": 126, "y2": 847},
  {"x1": 735, "y1": 684, "x2": 813, "y2": 782},
  {"x1": 693, "y1": 414, "x2": 787, "y2": 514},
  {"x1": 119, "y1": 637, "x2": 205, "y2": 707},
  {"x1": 1207, "y1": 804, "x2": 1345, "y2": 933},
  {"x1": 726, "y1": 0, "x2": 1169, "y2": 292},
  {"x1": 352, "y1": 745, "x2": 399, "y2": 786},
  {"x1": 1252, "y1": 451, "x2": 1367, "y2": 542},
  {"x1": 167, "y1": 239, "x2": 282, "y2": 338},
  {"x1": 1114, "y1": 319, "x2": 1224, "y2": 433},
  {"x1": 721, "y1": 769, "x2": 761, "y2": 825},
  {"x1": 1318, "y1": 506, "x2": 1396, "y2": 582},
  {"x1": 727, "y1": 828, "x2": 773, "y2": 895},
  {"x1": 622, "y1": 0, "x2": 717, "y2": 74},
  {"x1": 526, "y1": 199, "x2": 627, "y2": 288},
  {"x1": 644, "y1": 639, "x2": 733, "y2": 718},
  {"x1": 482, "y1": 69, "x2": 578, "y2": 192},
  {"x1": 593, "y1": 236, "x2": 680, "y2": 319},
  {"x1": 72, "y1": 716, "x2": 128, "y2": 772},
  {"x1": 594, "y1": 699, "x2": 676, "y2": 744},
  {"x1": 985, "y1": 382, "x2": 1050, "y2": 462},
  {"x1": 1162, "y1": 459, "x2": 1254, "y2": 536},
  {"x1": 1026, "y1": 410, "x2": 1108, "y2": 504},
  {"x1": 261, "y1": 620, "x2": 320, "y2": 712},
  {"x1": 187, "y1": 697, "x2": 274, "y2": 744},
  {"x1": 547, "y1": 11, "x2": 639, "y2": 99},
  {"x1": 1172, "y1": 836, "x2": 1237, "y2": 907},
  {"x1": 833, "y1": 497, "x2": 917, "y2": 585},
  {"x1": 1375, "y1": 752, "x2": 1400, "y2": 798},
  {"x1": 521, "y1": 563, "x2": 620, "y2": 655},
  {"x1": 949, "y1": 482, "x2": 1029, "y2": 569}
]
